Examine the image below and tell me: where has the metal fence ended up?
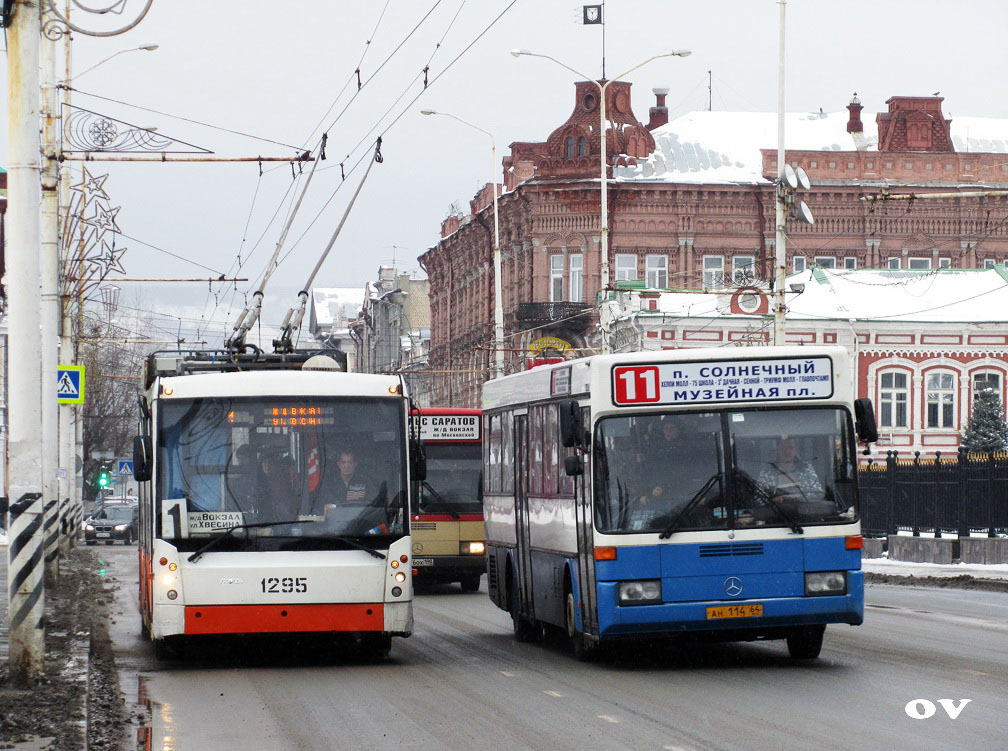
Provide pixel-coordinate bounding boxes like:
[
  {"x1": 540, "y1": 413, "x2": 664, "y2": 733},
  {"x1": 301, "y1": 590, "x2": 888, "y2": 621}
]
[{"x1": 858, "y1": 449, "x2": 1008, "y2": 537}]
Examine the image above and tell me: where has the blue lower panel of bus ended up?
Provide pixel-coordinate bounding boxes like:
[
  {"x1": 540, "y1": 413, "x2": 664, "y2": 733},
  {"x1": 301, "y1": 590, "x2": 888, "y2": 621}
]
[{"x1": 593, "y1": 537, "x2": 863, "y2": 638}]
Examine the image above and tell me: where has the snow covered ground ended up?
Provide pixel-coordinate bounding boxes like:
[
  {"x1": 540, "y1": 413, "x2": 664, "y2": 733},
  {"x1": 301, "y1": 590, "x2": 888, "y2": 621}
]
[{"x1": 862, "y1": 557, "x2": 1008, "y2": 580}]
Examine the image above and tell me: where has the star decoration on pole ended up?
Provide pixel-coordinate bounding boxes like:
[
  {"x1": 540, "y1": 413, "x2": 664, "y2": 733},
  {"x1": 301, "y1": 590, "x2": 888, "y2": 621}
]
[
  {"x1": 84, "y1": 202, "x2": 121, "y2": 236},
  {"x1": 70, "y1": 166, "x2": 110, "y2": 203}
]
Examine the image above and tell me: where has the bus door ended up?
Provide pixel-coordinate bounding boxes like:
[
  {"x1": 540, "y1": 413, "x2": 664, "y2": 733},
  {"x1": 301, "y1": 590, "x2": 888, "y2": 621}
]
[
  {"x1": 513, "y1": 414, "x2": 534, "y2": 617},
  {"x1": 574, "y1": 408, "x2": 597, "y2": 636}
]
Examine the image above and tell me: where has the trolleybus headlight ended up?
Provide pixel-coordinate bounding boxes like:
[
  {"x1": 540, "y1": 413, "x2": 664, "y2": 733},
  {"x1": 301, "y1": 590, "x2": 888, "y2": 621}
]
[
  {"x1": 462, "y1": 541, "x2": 485, "y2": 555},
  {"x1": 804, "y1": 571, "x2": 846, "y2": 595},
  {"x1": 395, "y1": 571, "x2": 407, "y2": 583},
  {"x1": 166, "y1": 590, "x2": 178, "y2": 600},
  {"x1": 162, "y1": 575, "x2": 175, "y2": 587},
  {"x1": 391, "y1": 586, "x2": 402, "y2": 597},
  {"x1": 618, "y1": 579, "x2": 662, "y2": 605}
]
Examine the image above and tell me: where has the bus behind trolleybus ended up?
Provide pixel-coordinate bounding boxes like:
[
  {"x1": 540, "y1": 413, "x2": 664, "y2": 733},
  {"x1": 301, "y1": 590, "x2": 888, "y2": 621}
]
[
  {"x1": 133, "y1": 350, "x2": 421, "y2": 659},
  {"x1": 410, "y1": 408, "x2": 486, "y2": 591},
  {"x1": 481, "y1": 345, "x2": 878, "y2": 660}
]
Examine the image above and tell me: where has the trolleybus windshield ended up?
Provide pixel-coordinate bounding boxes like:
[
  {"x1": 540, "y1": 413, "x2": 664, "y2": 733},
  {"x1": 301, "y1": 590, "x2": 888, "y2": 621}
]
[
  {"x1": 593, "y1": 407, "x2": 857, "y2": 534},
  {"x1": 156, "y1": 396, "x2": 407, "y2": 549}
]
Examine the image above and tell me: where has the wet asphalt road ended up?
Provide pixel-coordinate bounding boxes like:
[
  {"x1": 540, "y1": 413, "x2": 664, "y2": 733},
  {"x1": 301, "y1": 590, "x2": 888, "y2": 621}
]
[{"x1": 96, "y1": 545, "x2": 1008, "y2": 751}]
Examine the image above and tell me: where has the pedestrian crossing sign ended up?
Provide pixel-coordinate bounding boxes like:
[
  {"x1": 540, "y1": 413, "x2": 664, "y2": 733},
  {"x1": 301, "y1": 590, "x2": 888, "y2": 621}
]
[{"x1": 57, "y1": 365, "x2": 86, "y2": 404}]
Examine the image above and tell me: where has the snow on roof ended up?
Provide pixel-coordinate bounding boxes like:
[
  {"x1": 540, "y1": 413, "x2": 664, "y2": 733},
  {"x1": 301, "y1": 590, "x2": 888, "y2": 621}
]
[
  {"x1": 310, "y1": 287, "x2": 365, "y2": 327},
  {"x1": 625, "y1": 266, "x2": 1008, "y2": 324},
  {"x1": 614, "y1": 110, "x2": 1008, "y2": 185}
]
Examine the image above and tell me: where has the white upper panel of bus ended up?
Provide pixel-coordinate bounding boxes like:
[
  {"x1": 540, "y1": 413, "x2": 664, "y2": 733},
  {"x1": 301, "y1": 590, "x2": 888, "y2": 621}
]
[
  {"x1": 154, "y1": 370, "x2": 404, "y2": 400},
  {"x1": 482, "y1": 345, "x2": 854, "y2": 412}
]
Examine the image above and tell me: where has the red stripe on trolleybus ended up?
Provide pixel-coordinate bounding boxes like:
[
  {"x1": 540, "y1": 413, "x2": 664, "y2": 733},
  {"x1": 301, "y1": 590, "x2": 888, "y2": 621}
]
[{"x1": 184, "y1": 603, "x2": 384, "y2": 634}]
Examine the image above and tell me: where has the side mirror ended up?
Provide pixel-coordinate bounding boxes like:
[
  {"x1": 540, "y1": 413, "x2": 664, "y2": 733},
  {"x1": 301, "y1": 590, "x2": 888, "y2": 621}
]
[
  {"x1": 410, "y1": 439, "x2": 427, "y2": 482},
  {"x1": 559, "y1": 400, "x2": 585, "y2": 449},
  {"x1": 133, "y1": 435, "x2": 153, "y2": 482},
  {"x1": 563, "y1": 455, "x2": 584, "y2": 477},
  {"x1": 854, "y1": 398, "x2": 878, "y2": 443}
]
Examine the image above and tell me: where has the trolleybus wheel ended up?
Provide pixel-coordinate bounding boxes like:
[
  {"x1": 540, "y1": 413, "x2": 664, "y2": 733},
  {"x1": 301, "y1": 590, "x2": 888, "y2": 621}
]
[
  {"x1": 152, "y1": 636, "x2": 183, "y2": 661},
  {"x1": 565, "y1": 591, "x2": 597, "y2": 662},
  {"x1": 786, "y1": 625, "x2": 825, "y2": 659},
  {"x1": 460, "y1": 574, "x2": 481, "y2": 593},
  {"x1": 360, "y1": 632, "x2": 392, "y2": 661}
]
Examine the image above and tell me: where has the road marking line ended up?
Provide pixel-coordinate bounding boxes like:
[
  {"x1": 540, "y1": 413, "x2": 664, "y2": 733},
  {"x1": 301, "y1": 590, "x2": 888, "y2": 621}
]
[
  {"x1": 499, "y1": 671, "x2": 516, "y2": 677},
  {"x1": 597, "y1": 715, "x2": 620, "y2": 724},
  {"x1": 961, "y1": 668, "x2": 989, "y2": 676},
  {"x1": 543, "y1": 690, "x2": 563, "y2": 698},
  {"x1": 663, "y1": 746, "x2": 690, "y2": 751}
]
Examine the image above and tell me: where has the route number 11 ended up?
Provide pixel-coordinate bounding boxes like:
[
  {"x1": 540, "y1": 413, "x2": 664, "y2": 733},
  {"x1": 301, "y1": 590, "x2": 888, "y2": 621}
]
[{"x1": 613, "y1": 366, "x2": 661, "y2": 404}]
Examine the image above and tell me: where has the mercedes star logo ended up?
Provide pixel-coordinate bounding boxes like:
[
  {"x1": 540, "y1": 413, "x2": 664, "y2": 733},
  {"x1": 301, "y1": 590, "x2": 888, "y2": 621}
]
[{"x1": 723, "y1": 576, "x2": 743, "y2": 597}]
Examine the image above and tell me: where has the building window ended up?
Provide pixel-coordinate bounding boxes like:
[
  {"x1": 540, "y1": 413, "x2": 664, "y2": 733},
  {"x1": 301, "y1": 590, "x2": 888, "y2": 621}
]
[
  {"x1": 972, "y1": 371, "x2": 1002, "y2": 403},
  {"x1": 569, "y1": 253, "x2": 583, "y2": 302},
  {"x1": 550, "y1": 254, "x2": 564, "y2": 301},
  {"x1": 908, "y1": 258, "x2": 931, "y2": 270},
  {"x1": 844, "y1": 257, "x2": 857, "y2": 270},
  {"x1": 879, "y1": 371, "x2": 909, "y2": 428},
  {"x1": 983, "y1": 259, "x2": 997, "y2": 270},
  {"x1": 564, "y1": 138, "x2": 575, "y2": 158},
  {"x1": 938, "y1": 258, "x2": 951, "y2": 268},
  {"x1": 615, "y1": 254, "x2": 637, "y2": 282},
  {"x1": 646, "y1": 254, "x2": 668, "y2": 288},
  {"x1": 702, "y1": 256, "x2": 724, "y2": 288},
  {"x1": 577, "y1": 136, "x2": 587, "y2": 157},
  {"x1": 732, "y1": 255, "x2": 755, "y2": 284},
  {"x1": 814, "y1": 256, "x2": 836, "y2": 269},
  {"x1": 793, "y1": 256, "x2": 807, "y2": 273},
  {"x1": 887, "y1": 258, "x2": 901, "y2": 270},
  {"x1": 926, "y1": 372, "x2": 956, "y2": 429}
]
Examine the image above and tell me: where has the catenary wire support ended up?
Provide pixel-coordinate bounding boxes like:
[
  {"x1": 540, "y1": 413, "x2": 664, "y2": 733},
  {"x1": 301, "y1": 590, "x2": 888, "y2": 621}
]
[
  {"x1": 225, "y1": 135, "x2": 328, "y2": 354},
  {"x1": 273, "y1": 138, "x2": 384, "y2": 353}
]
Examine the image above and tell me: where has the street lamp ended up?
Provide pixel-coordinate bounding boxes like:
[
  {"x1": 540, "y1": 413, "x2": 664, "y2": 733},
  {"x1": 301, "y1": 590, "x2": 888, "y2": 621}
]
[
  {"x1": 511, "y1": 48, "x2": 690, "y2": 351},
  {"x1": 421, "y1": 109, "x2": 505, "y2": 378},
  {"x1": 63, "y1": 43, "x2": 159, "y2": 82}
]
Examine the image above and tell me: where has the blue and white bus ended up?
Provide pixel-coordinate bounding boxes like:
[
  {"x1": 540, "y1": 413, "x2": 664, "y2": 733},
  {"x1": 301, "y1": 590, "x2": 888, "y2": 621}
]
[{"x1": 482, "y1": 346, "x2": 877, "y2": 660}]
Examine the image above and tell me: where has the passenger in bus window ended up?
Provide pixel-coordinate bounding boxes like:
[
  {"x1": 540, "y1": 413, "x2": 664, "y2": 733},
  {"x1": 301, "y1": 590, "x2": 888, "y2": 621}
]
[
  {"x1": 226, "y1": 443, "x2": 258, "y2": 512},
  {"x1": 756, "y1": 436, "x2": 823, "y2": 504},
  {"x1": 259, "y1": 452, "x2": 299, "y2": 520}
]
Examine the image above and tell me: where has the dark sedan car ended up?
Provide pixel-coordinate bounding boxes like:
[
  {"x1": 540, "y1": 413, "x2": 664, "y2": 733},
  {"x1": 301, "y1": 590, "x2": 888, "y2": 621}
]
[{"x1": 84, "y1": 503, "x2": 138, "y2": 545}]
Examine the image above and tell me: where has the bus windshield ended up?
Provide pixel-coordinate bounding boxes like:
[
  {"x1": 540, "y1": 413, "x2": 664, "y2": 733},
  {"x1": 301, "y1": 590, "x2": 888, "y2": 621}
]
[
  {"x1": 593, "y1": 407, "x2": 857, "y2": 534},
  {"x1": 157, "y1": 396, "x2": 407, "y2": 546},
  {"x1": 414, "y1": 443, "x2": 483, "y2": 515}
]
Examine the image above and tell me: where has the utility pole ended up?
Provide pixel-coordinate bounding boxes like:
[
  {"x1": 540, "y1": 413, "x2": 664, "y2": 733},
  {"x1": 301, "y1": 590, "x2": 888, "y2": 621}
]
[
  {"x1": 6, "y1": 0, "x2": 47, "y2": 685},
  {"x1": 773, "y1": 0, "x2": 788, "y2": 345},
  {"x1": 41, "y1": 4, "x2": 62, "y2": 583}
]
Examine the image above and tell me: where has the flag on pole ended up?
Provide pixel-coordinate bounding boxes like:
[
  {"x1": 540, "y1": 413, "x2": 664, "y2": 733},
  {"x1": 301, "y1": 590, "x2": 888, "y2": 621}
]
[{"x1": 583, "y1": 4, "x2": 602, "y2": 24}]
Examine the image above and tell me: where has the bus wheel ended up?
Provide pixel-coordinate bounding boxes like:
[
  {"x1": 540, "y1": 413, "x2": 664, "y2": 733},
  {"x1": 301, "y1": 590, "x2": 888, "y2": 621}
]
[
  {"x1": 361, "y1": 633, "x2": 392, "y2": 661},
  {"x1": 460, "y1": 574, "x2": 481, "y2": 593},
  {"x1": 509, "y1": 583, "x2": 539, "y2": 643},
  {"x1": 786, "y1": 625, "x2": 825, "y2": 659},
  {"x1": 565, "y1": 591, "x2": 597, "y2": 662},
  {"x1": 153, "y1": 636, "x2": 183, "y2": 661}
]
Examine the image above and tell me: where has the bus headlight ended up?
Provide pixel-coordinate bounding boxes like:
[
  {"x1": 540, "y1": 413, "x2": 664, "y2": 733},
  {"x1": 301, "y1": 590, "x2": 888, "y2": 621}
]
[
  {"x1": 805, "y1": 571, "x2": 846, "y2": 596},
  {"x1": 462, "y1": 541, "x2": 485, "y2": 555},
  {"x1": 618, "y1": 579, "x2": 662, "y2": 605}
]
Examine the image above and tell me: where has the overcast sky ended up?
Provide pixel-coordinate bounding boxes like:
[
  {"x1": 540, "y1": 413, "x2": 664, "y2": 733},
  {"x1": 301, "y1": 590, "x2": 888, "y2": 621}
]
[{"x1": 3, "y1": 0, "x2": 1007, "y2": 346}]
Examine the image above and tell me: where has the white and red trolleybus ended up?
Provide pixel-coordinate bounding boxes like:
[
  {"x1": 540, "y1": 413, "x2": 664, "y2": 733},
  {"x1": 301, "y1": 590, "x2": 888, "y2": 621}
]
[
  {"x1": 133, "y1": 350, "x2": 420, "y2": 658},
  {"x1": 410, "y1": 408, "x2": 486, "y2": 591}
]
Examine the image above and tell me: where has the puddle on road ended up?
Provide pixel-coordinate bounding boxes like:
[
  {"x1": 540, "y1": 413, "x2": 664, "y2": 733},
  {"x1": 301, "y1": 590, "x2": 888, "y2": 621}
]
[{"x1": 135, "y1": 675, "x2": 178, "y2": 751}]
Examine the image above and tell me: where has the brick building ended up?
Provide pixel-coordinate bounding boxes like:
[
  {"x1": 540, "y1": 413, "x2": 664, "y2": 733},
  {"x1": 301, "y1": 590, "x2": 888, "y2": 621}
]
[{"x1": 418, "y1": 85, "x2": 1008, "y2": 407}]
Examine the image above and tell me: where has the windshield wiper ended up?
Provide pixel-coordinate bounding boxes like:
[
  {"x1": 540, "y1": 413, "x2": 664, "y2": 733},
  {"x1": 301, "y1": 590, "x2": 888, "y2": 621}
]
[
  {"x1": 421, "y1": 481, "x2": 459, "y2": 518},
  {"x1": 735, "y1": 471, "x2": 803, "y2": 534},
  {"x1": 187, "y1": 520, "x2": 386, "y2": 562},
  {"x1": 659, "y1": 473, "x2": 721, "y2": 539}
]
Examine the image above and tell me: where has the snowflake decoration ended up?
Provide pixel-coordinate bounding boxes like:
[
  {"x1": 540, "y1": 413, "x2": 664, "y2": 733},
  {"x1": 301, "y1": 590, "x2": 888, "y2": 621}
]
[{"x1": 87, "y1": 118, "x2": 118, "y2": 148}]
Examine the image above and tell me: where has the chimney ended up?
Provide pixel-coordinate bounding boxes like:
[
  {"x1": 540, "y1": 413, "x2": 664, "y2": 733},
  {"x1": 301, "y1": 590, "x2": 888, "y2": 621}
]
[
  {"x1": 647, "y1": 87, "x2": 670, "y2": 130},
  {"x1": 846, "y1": 92, "x2": 863, "y2": 134}
]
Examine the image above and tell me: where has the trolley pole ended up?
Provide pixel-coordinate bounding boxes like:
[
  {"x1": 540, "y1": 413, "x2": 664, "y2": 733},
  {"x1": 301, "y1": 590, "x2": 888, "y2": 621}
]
[
  {"x1": 41, "y1": 8, "x2": 62, "y2": 581},
  {"x1": 6, "y1": 0, "x2": 47, "y2": 685}
]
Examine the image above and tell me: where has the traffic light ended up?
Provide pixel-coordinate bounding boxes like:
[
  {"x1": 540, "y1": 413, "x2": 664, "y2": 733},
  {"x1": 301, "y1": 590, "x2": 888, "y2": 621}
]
[{"x1": 97, "y1": 466, "x2": 111, "y2": 488}]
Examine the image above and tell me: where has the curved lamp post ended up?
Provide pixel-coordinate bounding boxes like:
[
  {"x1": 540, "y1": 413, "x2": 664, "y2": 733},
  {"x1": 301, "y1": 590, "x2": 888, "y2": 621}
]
[
  {"x1": 511, "y1": 48, "x2": 690, "y2": 351},
  {"x1": 421, "y1": 109, "x2": 505, "y2": 378},
  {"x1": 64, "y1": 43, "x2": 159, "y2": 82}
]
